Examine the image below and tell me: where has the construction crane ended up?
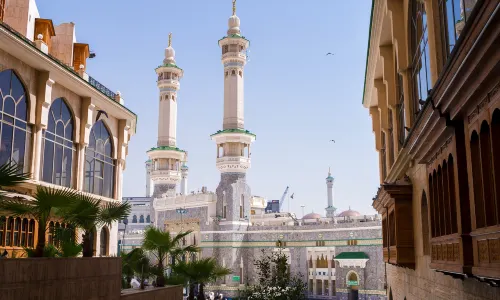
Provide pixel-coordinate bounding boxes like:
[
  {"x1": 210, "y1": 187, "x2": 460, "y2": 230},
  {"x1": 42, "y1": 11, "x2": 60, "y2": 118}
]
[
  {"x1": 278, "y1": 186, "x2": 290, "y2": 212},
  {"x1": 264, "y1": 186, "x2": 290, "y2": 213}
]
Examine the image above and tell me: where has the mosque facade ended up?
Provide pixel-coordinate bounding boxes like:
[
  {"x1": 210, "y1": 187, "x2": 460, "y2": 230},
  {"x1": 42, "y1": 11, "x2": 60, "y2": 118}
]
[{"x1": 124, "y1": 2, "x2": 386, "y2": 299}]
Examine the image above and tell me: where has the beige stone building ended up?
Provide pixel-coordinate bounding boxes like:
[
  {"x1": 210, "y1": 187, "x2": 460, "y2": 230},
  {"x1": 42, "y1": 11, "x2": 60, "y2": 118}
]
[
  {"x1": 363, "y1": 0, "x2": 500, "y2": 299},
  {"x1": 0, "y1": 0, "x2": 136, "y2": 256}
]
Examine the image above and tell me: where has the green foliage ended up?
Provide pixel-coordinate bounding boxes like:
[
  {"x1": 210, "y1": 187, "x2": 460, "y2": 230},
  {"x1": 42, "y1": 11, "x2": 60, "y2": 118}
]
[
  {"x1": 173, "y1": 258, "x2": 231, "y2": 300},
  {"x1": 121, "y1": 248, "x2": 156, "y2": 289},
  {"x1": 58, "y1": 193, "x2": 131, "y2": 257},
  {"x1": 244, "y1": 246, "x2": 307, "y2": 300},
  {"x1": 141, "y1": 226, "x2": 199, "y2": 287},
  {"x1": 22, "y1": 227, "x2": 81, "y2": 258},
  {"x1": 0, "y1": 162, "x2": 30, "y2": 188},
  {"x1": 0, "y1": 185, "x2": 80, "y2": 257}
]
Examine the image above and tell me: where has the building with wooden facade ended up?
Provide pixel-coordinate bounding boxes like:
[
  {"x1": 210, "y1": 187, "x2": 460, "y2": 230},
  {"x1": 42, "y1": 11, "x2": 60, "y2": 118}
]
[{"x1": 362, "y1": 0, "x2": 499, "y2": 299}]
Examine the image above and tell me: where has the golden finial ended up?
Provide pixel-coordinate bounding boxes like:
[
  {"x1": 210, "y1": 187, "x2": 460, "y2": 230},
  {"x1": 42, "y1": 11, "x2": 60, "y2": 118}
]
[
  {"x1": 168, "y1": 33, "x2": 172, "y2": 47},
  {"x1": 232, "y1": 0, "x2": 236, "y2": 16}
]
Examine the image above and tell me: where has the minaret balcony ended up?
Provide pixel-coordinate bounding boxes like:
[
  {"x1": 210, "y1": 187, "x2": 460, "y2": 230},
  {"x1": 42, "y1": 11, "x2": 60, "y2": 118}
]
[
  {"x1": 216, "y1": 156, "x2": 251, "y2": 173},
  {"x1": 157, "y1": 78, "x2": 180, "y2": 89},
  {"x1": 221, "y1": 52, "x2": 246, "y2": 63},
  {"x1": 150, "y1": 169, "x2": 182, "y2": 185}
]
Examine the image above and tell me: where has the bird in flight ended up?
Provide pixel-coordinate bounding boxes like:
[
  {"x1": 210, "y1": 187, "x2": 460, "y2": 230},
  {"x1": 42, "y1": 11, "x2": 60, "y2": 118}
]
[
  {"x1": 326, "y1": 52, "x2": 334, "y2": 56},
  {"x1": 95, "y1": 110, "x2": 109, "y2": 122},
  {"x1": 330, "y1": 139, "x2": 336, "y2": 143}
]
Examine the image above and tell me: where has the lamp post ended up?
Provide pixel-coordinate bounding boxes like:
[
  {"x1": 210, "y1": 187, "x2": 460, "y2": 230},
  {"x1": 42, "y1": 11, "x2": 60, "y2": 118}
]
[
  {"x1": 120, "y1": 218, "x2": 128, "y2": 253},
  {"x1": 176, "y1": 208, "x2": 188, "y2": 232}
]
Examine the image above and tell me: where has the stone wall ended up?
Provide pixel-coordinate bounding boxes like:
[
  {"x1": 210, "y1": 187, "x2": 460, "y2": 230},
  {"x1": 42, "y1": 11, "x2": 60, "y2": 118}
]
[
  {"x1": 0, "y1": 257, "x2": 121, "y2": 300},
  {"x1": 386, "y1": 263, "x2": 500, "y2": 300},
  {"x1": 120, "y1": 286, "x2": 183, "y2": 300}
]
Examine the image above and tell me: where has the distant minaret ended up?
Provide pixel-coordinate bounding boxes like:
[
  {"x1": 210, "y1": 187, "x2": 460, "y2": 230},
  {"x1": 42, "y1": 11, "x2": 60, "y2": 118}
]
[
  {"x1": 145, "y1": 160, "x2": 153, "y2": 197},
  {"x1": 147, "y1": 33, "x2": 187, "y2": 199},
  {"x1": 326, "y1": 167, "x2": 336, "y2": 218},
  {"x1": 180, "y1": 164, "x2": 188, "y2": 195}
]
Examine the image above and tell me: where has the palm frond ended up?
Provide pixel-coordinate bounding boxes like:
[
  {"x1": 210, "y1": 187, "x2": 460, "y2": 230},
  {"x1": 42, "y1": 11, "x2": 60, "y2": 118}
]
[
  {"x1": 99, "y1": 201, "x2": 131, "y2": 226},
  {"x1": 33, "y1": 186, "x2": 80, "y2": 211},
  {"x1": 0, "y1": 162, "x2": 30, "y2": 187},
  {"x1": 58, "y1": 193, "x2": 100, "y2": 230},
  {"x1": 0, "y1": 196, "x2": 34, "y2": 217},
  {"x1": 171, "y1": 229, "x2": 193, "y2": 245}
]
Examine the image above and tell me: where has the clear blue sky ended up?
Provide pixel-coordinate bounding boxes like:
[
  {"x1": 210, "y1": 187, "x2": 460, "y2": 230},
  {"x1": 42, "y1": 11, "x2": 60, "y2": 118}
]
[{"x1": 39, "y1": 0, "x2": 378, "y2": 216}]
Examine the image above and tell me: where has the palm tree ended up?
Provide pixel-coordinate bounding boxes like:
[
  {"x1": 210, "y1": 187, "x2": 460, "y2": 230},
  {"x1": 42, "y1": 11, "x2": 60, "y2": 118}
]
[
  {"x1": 141, "y1": 226, "x2": 199, "y2": 287},
  {"x1": 59, "y1": 193, "x2": 131, "y2": 257},
  {"x1": 121, "y1": 248, "x2": 155, "y2": 290},
  {"x1": 174, "y1": 258, "x2": 231, "y2": 300},
  {"x1": 0, "y1": 185, "x2": 80, "y2": 257}
]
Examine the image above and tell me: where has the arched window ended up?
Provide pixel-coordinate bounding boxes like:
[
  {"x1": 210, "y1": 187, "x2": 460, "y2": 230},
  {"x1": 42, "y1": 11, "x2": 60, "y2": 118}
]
[
  {"x1": 139, "y1": 215, "x2": 144, "y2": 223},
  {"x1": 13, "y1": 217, "x2": 21, "y2": 246},
  {"x1": 47, "y1": 221, "x2": 55, "y2": 245},
  {"x1": 84, "y1": 120, "x2": 115, "y2": 198},
  {"x1": 100, "y1": 226, "x2": 109, "y2": 256},
  {"x1": 479, "y1": 121, "x2": 496, "y2": 226},
  {"x1": 222, "y1": 191, "x2": 227, "y2": 219},
  {"x1": 231, "y1": 70, "x2": 236, "y2": 76},
  {"x1": 410, "y1": 0, "x2": 432, "y2": 114},
  {"x1": 470, "y1": 131, "x2": 485, "y2": 228},
  {"x1": 346, "y1": 271, "x2": 359, "y2": 286},
  {"x1": 240, "y1": 195, "x2": 244, "y2": 218},
  {"x1": 132, "y1": 215, "x2": 137, "y2": 223},
  {"x1": 42, "y1": 98, "x2": 74, "y2": 187},
  {"x1": 89, "y1": 227, "x2": 97, "y2": 256},
  {"x1": 421, "y1": 191, "x2": 430, "y2": 255},
  {"x1": 28, "y1": 219, "x2": 35, "y2": 247},
  {"x1": 492, "y1": 110, "x2": 500, "y2": 222},
  {"x1": 5, "y1": 217, "x2": 13, "y2": 246},
  {"x1": 0, "y1": 69, "x2": 31, "y2": 171},
  {"x1": 146, "y1": 215, "x2": 150, "y2": 223}
]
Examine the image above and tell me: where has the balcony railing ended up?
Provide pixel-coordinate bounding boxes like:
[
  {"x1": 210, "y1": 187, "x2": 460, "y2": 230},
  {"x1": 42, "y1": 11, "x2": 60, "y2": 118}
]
[{"x1": 89, "y1": 76, "x2": 116, "y2": 99}]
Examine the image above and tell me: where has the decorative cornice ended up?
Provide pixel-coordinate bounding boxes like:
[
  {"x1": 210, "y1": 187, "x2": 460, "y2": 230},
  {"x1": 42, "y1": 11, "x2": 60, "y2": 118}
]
[
  {"x1": 335, "y1": 258, "x2": 369, "y2": 268},
  {"x1": 426, "y1": 136, "x2": 453, "y2": 165}
]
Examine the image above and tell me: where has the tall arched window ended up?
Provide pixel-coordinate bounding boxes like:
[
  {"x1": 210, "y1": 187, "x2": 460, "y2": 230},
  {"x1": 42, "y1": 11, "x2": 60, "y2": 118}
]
[
  {"x1": 240, "y1": 195, "x2": 244, "y2": 218},
  {"x1": 139, "y1": 215, "x2": 144, "y2": 223},
  {"x1": 41, "y1": 98, "x2": 74, "y2": 187},
  {"x1": 84, "y1": 120, "x2": 115, "y2": 198},
  {"x1": 0, "y1": 69, "x2": 31, "y2": 171},
  {"x1": 100, "y1": 226, "x2": 109, "y2": 256},
  {"x1": 146, "y1": 215, "x2": 150, "y2": 223},
  {"x1": 132, "y1": 215, "x2": 137, "y2": 223},
  {"x1": 410, "y1": 0, "x2": 432, "y2": 114}
]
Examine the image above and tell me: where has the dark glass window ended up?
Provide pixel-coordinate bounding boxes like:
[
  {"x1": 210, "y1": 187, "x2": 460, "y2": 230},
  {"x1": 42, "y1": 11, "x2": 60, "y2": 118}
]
[
  {"x1": 146, "y1": 215, "x2": 150, "y2": 223},
  {"x1": 100, "y1": 227, "x2": 108, "y2": 256},
  {"x1": 41, "y1": 98, "x2": 74, "y2": 187},
  {"x1": 84, "y1": 120, "x2": 115, "y2": 198},
  {"x1": 132, "y1": 215, "x2": 137, "y2": 223},
  {"x1": 0, "y1": 70, "x2": 31, "y2": 171},
  {"x1": 439, "y1": 0, "x2": 478, "y2": 56},
  {"x1": 410, "y1": 1, "x2": 432, "y2": 114},
  {"x1": 139, "y1": 215, "x2": 144, "y2": 223}
]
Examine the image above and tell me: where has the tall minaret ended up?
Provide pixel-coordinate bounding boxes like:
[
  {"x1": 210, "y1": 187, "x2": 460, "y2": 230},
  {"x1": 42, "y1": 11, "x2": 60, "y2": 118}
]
[
  {"x1": 211, "y1": 1, "x2": 254, "y2": 292},
  {"x1": 325, "y1": 167, "x2": 336, "y2": 218},
  {"x1": 148, "y1": 33, "x2": 187, "y2": 200}
]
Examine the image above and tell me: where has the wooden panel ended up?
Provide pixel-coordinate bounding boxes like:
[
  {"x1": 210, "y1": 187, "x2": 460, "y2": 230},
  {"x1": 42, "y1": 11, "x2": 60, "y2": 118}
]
[
  {"x1": 472, "y1": 229, "x2": 500, "y2": 279},
  {"x1": 34, "y1": 19, "x2": 56, "y2": 49}
]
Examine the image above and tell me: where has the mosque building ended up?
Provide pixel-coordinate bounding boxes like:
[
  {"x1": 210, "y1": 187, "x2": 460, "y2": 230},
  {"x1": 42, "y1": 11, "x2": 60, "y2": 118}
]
[{"x1": 121, "y1": 1, "x2": 386, "y2": 299}]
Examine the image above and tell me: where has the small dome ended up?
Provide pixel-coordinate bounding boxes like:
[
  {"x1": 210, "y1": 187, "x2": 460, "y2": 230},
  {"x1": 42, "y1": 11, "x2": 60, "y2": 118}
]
[
  {"x1": 164, "y1": 46, "x2": 175, "y2": 62},
  {"x1": 228, "y1": 14, "x2": 240, "y2": 29},
  {"x1": 303, "y1": 212, "x2": 322, "y2": 220},
  {"x1": 338, "y1": 209, "x2": 361, "y2": 217}
]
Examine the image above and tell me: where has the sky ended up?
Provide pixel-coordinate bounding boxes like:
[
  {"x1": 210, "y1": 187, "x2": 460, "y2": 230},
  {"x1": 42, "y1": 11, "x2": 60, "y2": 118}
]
[{"x1": 38, "y1": 0, "x2": 379, "y2": 216}]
